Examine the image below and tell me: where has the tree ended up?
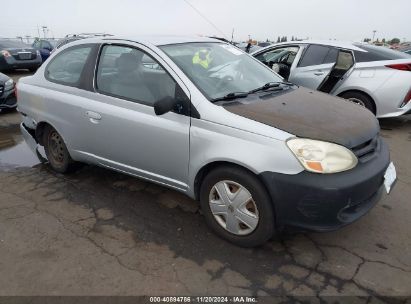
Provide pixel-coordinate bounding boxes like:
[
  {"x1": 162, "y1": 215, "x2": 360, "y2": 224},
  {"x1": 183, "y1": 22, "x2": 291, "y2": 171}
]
[
  {"x1": 277, "y1": 36, "x2": 281, "y2": 43},
  {"x1": 390, "y1": 38, "x2": 400, "y2": 44},
  {"x1": 382, "y1": 38, "x2": 386, "y2": 44},
  {"x1": 363, "y1": 38, "x2": 371, "y2": 43}
]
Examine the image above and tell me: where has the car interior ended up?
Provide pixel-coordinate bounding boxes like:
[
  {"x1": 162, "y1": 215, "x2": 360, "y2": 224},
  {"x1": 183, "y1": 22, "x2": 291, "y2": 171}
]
[
  {"x1": 318, "y1": 50, "x2": 354, "y2": 93},
  {"x1": 96, "y1": 47, "x2": 176, "y2": 106},
  {"x1": 255, "y1": 47, "x2": 299, "y2": 80}
]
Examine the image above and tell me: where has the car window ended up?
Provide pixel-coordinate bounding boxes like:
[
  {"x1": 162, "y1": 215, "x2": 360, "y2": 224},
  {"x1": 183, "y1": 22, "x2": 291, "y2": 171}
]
[
  {"x1": 45, "y1": 45, "x2": 92, "y2": 85},
  {"x1": 353, "y1": 44, "x2": 411, "y2": 62},
  {"x1": 33, "y1": 41, "x2": 41, "y2": 48},
  {"x1": 298, "y1": 45, "x2": 335, "y2": 67},
  {"x1": 255, "y1": 47, "x2": 299, "y2": 65},
  {"x1": 96, "y1": 45, "x2": 177, "y2": 107},
  {"x1": 41, "y1": 41, "x2": 52, "y2": 49},
  {"x1": 0, "y1": 40, "x2": 30, "y2": 48},
  {"x1": 323, "y1": 47, "x2": 339, "y2": 64}
]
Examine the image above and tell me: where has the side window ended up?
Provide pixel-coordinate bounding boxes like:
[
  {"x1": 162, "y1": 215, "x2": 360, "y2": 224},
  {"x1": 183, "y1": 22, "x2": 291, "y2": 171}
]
[
  {"x1": 96, "y1": 45, "x2": 179, "y2": 107},
  {"x1": 45, "y1": 45, "x2": 92, "y2": 85},
  {"x1": 323, "y1": 48, "x2": 339, "y2": 64},
  {"x1": 298, "y1": 45, "x2": 333, "y2": 67},
  {"x1": 255, "y1": 47, "x2": 299, "y2": 66}
]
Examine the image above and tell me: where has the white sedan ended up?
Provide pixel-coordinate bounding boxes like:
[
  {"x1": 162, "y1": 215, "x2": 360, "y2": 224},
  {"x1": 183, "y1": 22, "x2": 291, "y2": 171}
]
[{"x1": 252, "y1": 40, "x2": 411, "y2": 118}]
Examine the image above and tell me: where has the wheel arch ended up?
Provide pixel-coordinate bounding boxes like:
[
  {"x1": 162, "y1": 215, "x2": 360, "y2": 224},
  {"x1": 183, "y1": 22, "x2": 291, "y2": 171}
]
[
  {"x1": 35, "y1": 121, "x2": 53, "y2": 145},
  {"x1": 193, "y1": 161, "x2": 273, "y2": 205},
  {"x1": 337, "y1": 89, "x2": 377, "y2": 113}
]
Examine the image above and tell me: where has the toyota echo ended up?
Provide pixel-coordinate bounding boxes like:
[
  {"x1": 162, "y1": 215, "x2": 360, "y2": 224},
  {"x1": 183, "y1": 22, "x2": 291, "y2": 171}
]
[{"x1": 16, "y1": 36, "x2": 396, "y2": 247}]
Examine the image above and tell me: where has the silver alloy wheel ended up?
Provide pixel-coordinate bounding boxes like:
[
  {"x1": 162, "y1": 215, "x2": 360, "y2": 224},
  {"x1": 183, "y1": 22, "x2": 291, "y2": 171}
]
[
  {"x1": 348, "y1": 97, "x2": 366, "y2": 107},
  {"x1": 209, "y1": 180, "x2": 259, "y2": 235}
]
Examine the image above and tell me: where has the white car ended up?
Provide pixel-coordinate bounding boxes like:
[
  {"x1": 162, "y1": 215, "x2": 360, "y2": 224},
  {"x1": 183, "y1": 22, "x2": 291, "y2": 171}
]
[{"x1": 252, "y1": 41, "x2": 411, "y2": 118}]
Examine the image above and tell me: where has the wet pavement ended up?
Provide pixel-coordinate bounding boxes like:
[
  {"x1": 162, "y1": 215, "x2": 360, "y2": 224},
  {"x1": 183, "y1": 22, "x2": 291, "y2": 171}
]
[{"x1": 0, "y1": 74, "x2": 410, "y2": 300}]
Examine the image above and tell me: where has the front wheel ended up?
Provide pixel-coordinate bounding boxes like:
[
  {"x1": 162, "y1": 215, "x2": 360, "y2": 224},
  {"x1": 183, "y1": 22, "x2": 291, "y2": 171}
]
[{"x1": 199, "y1": 166, "x2": 275, "y2": 247}]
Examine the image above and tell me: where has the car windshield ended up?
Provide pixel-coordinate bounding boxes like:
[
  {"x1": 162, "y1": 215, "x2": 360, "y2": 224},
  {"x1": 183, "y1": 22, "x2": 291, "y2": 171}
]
[
  {"x1": 0, "y1": 40, "x2": 30, "y2": 48},
  {"x1": 160, "y1": 42, "x2": 282, "y2": 101}
]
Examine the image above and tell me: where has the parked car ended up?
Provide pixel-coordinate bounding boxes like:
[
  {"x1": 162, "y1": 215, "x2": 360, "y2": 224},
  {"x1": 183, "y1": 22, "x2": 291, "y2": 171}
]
[
  {"x1": 0, "y1": 72, "x2": 16, "y2": 110},
  {"x1": 257, "y1": 42, "x2": 271, "y2": 48},
  {"x1": 404, "y1": 49, "x2": 411, "y2": 55},
  {"x1": 0, "y1": 39, "x2": 42, "y2": 72},
  {"x1": 252, "y1": 41, "x2": 411, "y2": 118},
  {"x1": 17, "y1": 36, "x2": 395, "y2": 247},
  {"x1": 237, "y1": 42, "x2": 261, "y2": 53},
  {"x1": 32, "y1": 39, "x2": 58, "y2": 62}
]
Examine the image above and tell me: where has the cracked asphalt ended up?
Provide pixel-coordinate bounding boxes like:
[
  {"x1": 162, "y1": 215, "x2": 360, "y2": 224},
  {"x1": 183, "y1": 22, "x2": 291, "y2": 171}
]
[{"x1": 0, "y1": 74, "x2": 410, "y2": 300}]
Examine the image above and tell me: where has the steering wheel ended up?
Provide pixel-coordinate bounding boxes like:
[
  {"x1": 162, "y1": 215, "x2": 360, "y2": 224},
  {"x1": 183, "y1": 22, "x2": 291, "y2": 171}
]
[
  {"x1": 271, "y1": 62, "x2": 291, "y2": 80},
  {"x1": 215, "y1": 75, "x2": 234, "y2": 91}
]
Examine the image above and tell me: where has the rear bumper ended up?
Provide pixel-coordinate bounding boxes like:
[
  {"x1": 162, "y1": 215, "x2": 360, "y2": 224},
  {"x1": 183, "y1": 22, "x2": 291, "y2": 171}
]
[
  {"x1": 260, "y1": 137, "x2": 391, "y2": 232},
  {"x1": 0, "y1": 56, "x2": 42, "y2": 71}
]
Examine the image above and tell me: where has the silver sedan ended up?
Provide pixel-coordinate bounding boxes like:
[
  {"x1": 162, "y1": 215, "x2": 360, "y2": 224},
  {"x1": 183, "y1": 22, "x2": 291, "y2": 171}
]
[{"x1": 252, "y1": 40, "x2": 411, "y2": 118}]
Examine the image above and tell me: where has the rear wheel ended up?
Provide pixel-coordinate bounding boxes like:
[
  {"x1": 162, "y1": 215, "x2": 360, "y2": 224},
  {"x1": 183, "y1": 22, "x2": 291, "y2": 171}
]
[
  {"x1": 43, "y1": 125, "x2": 78, "y2": 173},
  {"x1": 199, "y1": 166, "x2": 275, "y2": 247},
  {"x1": 340, "y1": 91, "x2": 376, "y2": 114}
]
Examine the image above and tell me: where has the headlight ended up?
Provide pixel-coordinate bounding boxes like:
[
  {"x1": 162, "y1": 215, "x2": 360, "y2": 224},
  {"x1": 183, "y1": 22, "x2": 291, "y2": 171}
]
[
  {"x1": 36, "y1": 50, "x2": 41, "y2": 57},
  {"x1": 4, "y1": 78, "x2": 14, "y2": 89},
  {"x1": 287, "y1": 138, "x2": 358, "y2": 174}
]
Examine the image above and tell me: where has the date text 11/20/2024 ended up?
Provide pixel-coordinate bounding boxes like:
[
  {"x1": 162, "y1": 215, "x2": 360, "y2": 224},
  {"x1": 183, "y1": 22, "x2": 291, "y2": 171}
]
[{"x1": 149, "y1": 297, "x2": 258, "y2": 303}]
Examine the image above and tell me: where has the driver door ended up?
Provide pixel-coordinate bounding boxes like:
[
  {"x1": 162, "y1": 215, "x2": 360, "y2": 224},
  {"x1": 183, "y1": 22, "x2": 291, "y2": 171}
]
[{"x1": 79, "y1": 44, "x2": 191, "y2": 191}]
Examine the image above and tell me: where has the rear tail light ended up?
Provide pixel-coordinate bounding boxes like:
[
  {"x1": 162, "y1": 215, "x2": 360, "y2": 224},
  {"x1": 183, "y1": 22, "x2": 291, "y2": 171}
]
[
  {"x1": 385, "y1": 63, "x2": 411, "y2": 71},
  {"x1": 0, "y1": 50, "x2": 11, "y2": 58}
]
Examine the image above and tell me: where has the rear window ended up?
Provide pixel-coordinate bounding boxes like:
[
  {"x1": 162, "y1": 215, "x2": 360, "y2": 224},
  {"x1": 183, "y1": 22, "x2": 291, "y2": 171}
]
[
  {"x1": 0, "y1": 40, "x2": 30, "y2": 48},
  {"x1": 45, "y1": 45, "x2": 92, "y2": 86},
  {"x1": 353, "y1": 44, "x2": 411, "y2": 62}
]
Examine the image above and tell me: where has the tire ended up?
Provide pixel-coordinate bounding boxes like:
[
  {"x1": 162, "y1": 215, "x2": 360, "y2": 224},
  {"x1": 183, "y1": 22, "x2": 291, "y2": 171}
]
[
  {"x1": 42, "y1": 125, "x2": 78, "y2": 173},
  {"x1": 199, "y1": 166, "x2": 275, "y2": 247},
  {"x1": 340, "y1": 91, "x2": 376, "y2": 114}
]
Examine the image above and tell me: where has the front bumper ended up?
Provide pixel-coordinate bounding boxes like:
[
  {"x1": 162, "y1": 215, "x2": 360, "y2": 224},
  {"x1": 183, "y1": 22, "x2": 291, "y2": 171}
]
[
  {"x1": 260, "y1": 137, "x2": 391, "y2": 232},
  {"x1": 0, "y1": 88, "x2": 17, "y2": 109}
]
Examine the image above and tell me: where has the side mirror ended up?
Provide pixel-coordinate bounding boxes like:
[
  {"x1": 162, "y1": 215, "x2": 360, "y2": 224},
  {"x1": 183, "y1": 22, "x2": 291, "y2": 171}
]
[{"x1": 154, "y1": 96, "x2": 177, "y2": 116}]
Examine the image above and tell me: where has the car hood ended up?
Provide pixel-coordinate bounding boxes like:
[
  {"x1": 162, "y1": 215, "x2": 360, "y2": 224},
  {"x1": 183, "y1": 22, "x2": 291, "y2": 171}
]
[
  {"x1": 222, "y1": 87, "x2": 379, "y2": 148},
  {"x1": 0, "y1": 72, "x2": 9, "y2": 83}
]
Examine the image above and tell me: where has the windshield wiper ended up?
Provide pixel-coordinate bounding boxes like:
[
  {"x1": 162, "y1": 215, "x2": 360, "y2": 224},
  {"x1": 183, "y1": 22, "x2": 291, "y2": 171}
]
[
  {"x1": 248, "y1": 81, "x2": 294, "y2": 94},
  {"x1": 210, "y1": 92, "x2": 249, "y2": 103}
]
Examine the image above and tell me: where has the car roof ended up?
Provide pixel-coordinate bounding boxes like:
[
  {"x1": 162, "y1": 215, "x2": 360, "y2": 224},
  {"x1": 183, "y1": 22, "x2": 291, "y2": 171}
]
[
  {"x1": 254, "y1": 40, "x2": 367, "y2": 53},
  {"x1": 71, "y1": 35, "x2": 221, "y2": 47}
]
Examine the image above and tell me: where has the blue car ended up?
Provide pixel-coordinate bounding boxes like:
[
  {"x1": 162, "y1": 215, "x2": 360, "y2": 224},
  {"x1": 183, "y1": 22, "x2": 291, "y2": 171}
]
[{"x1": 32, "y1": 39, "x2": 57, "y2": 62}]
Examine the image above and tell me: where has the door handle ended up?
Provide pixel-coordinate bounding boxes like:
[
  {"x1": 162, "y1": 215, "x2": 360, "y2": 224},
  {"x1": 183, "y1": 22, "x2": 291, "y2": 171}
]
[
  {"x1": 314, "y1": 71, "x2": 324, "y2": 76},
  {"x1": 86, "y1": 111, "x2": 102, "y2": 123}
]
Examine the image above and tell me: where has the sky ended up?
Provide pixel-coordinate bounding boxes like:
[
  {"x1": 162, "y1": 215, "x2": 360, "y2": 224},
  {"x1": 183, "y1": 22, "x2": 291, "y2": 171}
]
[{"x1": 1, "y1": 0, "x2": 410, "y2": 42}]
